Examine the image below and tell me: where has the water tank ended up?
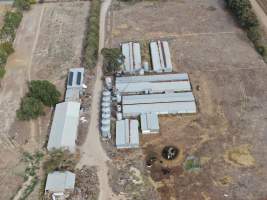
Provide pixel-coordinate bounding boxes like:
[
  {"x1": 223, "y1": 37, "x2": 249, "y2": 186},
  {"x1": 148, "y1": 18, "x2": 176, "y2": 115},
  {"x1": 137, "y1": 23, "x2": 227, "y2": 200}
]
[
  {"x1": 143, "y1": 61, "x2": 149, "y2": 72},
  {"x1": 103, "y1": 90, "x2": 111, "y2": 97},
  {"x1": 102, "y1": 107, "x2": 111, "y2": 114},
  {"x1": 116, "y1": 112, "x2": 122, "y2": 120},
  {"x1": 102, "y1": 96, "x2": 111, "y2": 102},
  {"x1": 102, "y1": 119, "x2": 110, "y2": 125},
  {"x1": 105, "y1": 77, "x2": 112, "y2": 90},
  {"x1": 139, "y1": 68, "x2": 145, "y2": 75},
  {"x1": 102, "y1": 113, "x2": 111, "y2": 119},
  {"x1": 101, "y1": 102, "x2": 111, "y2": 108}
]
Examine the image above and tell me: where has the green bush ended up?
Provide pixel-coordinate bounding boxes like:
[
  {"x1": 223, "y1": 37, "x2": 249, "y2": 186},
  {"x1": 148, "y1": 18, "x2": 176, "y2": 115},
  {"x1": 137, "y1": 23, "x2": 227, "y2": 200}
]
[
  {"x1": 16, "y1": 97, "x2": 44, "y2": 120},
  {"x1": 0, "y1": 68, "x2": 6, "y2": 79},
  {"x1": 28, "y1": 80, "x2": 61, "y2": 106},
  {"x1": 84, "y1": 0, "x2": 101, "y2": 68},
  {"x1": 101, "y1": 48, "x2": 124, "y2": 73},
  {"x1": 0, "y1": 42, "x2": 14, "y2": 55},
  {"x1": 247, "y1": 26, "x2": 261, "y2": 42},
  {"x1": 14, "y1": 0, "x2": 31, "y2": 11},
  {"x1": 43, "y1": 149, "x2": 77, "y2": 174},
  {"x1": 0, "y1": 48, "x2": 8, "y2": 67}
]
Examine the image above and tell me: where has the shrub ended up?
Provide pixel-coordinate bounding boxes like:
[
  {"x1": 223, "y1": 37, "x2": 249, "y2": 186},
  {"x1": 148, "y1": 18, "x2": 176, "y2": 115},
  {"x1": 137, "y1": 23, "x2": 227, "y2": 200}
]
[
  {"x1": 0, "y1": 68, "x2": 6, "y2": 79},
  {"x1": 16, "y1": 97, "x2": 44, "y2": 120},
  {"x1": 0, "y1": 48, "x2": 8, "y2": 67},
  {"x1": 84, "y1": 0, "x2": 101, "y2": 68},
  {"x1": 42, "y1": 149, "x2": 77, "y2": 174},
  {"x1": 101, "y1": 48, "x2": 124, "y2": 73},
  {"x1": 247, "y1": 26, "x2": 261, "y2": 42},
  {"x1": 14, "y1": 0, "x2": 31, "y2": 11},
  {"x1": 28, "y1": 80, "x2": 61, "y2": 106},
  {"x1": 0, "y1": 42, "x2": 14, "y2": 55}
]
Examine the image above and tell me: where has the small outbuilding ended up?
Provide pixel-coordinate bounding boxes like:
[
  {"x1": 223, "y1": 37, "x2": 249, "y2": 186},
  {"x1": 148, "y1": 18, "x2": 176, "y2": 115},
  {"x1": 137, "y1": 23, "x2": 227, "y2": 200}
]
[
  {"x1": 45, "y1": 171, "x2": 75, "y2": 195},
  {"x1": 116, "y1": 119, "x2": 139, "y2": 149},
  {"x1": 140, "y1": 113, "x2": 160, "y2": 134}
]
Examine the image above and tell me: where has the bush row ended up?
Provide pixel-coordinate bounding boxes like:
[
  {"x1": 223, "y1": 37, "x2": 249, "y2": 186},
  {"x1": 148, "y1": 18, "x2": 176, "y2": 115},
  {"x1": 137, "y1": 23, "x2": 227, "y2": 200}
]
[
  {"x1": 17, "y1": 80, "x2": 61, "y2": 120},
  {"x1": 84, "y1": 0, "x2": 101, "y2": 68},
  {"x1": 225, "y1": 0, "x2": 267, "y2": 60}
]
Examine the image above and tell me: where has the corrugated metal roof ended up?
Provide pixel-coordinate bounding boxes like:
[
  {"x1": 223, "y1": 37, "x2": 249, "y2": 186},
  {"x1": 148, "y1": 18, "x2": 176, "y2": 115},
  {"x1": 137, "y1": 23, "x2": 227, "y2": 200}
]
[
  {"x1": 122, "y1": 43, "x2": 130, "y2": 72},
  {"x1": 116, "y1": 81, "x2": 191, "y2": 94},
  {"x1": 45, "y1": 171, "x2": 75, "y2": 192},
  {"x1": 140, "y1": 113, "x2": 160, "y2": 134},
  {"x1": 162, "y1": 41, "x2": 173, "y2": 72},
  {"x1": 123, "y1": 101, "x2": 197, "y2": 117},
  {"x1": 122, "y1": 92, "x2": 195, "y2": 105},
  {"x1": 65, "y1": 88, "x2": 80, "y2": 102},
  {"x1": 150, "y1": 42, "x2": 162, "y2": 72},
  {"x1": 116, "y1": 119, "x2": 139, "y2": 149},
  {"x1": 116, "y1": 73, "x2": 189, "y2": 83},
  {"x1": 133, "y1": 43, "x2": 141, "y2": 71},
  {"x1": 67, "y1": 68, "x2": 84, "y2": 89},
  {"x1": 47, "y1": 102, "x2": 80, "y2": 152}
]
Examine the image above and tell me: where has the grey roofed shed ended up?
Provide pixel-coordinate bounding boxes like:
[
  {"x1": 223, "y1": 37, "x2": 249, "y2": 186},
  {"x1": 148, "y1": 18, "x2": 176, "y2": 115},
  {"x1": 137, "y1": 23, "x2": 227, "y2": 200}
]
[
  {"x1": 115, "y1": 73, "x2": 189, "y2": 84},
  {"x1": 150, "y1": 42, "x2": 162, "y2": 72},
  {"x1": 116, "y1": 81, "x2": 191, "y2": 94},
  {"x1": 45, "y1": 171, "x2": 75, "y2": 193},
  {"x1": 123, "y1": 101, "x2": 197, "y2": 117},
  {"x1": 122, "y1": 92, "x2": 195, "y2": 105},
  {"x1": 47, "y1": 102, "x2": 80, "y2": 152},
  {"x1": 65, "y1": 88, "x2": 81, "y2": 102},
  {"x1": 67, "y1": 68, "x2": 84, "y2": 89},
  {"x1": 116, "y1": 119, "x2": 139, "y2": 149},
  {"x1": 141, "y1": 113, "x2": 160, "y2": 134}
]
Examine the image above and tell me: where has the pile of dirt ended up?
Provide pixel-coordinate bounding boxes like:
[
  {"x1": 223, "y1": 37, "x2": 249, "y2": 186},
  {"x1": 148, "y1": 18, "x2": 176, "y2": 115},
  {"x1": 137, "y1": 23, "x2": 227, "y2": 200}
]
[
  {"x1": 70, "y1": 166, "x2": 99, "y2": 200},
  {"x1": 224, "y1": 145, "x2": 256, "y2": 167}
]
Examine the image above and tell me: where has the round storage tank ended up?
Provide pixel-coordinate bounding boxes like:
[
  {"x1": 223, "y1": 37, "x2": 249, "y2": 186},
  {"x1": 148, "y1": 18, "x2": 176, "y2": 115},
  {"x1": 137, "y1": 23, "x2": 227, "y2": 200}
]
[
  {"x1": 101, "y1": 102, "x2": 111, "y2": 108},
  {"x1": 116, "y1": 94, "x2": 121, "y2": 103},
  {"x1": 139, "y1": 68, "x2": 145, "y2": 75},
  {"x1": 102, "y1": 119, "x2": 110, "y2": 125},
  {"x1": 103, "y1": 90, "x2": 111, "y2": 97},
  {"x1": 102, "y1": 107, "x2": 111, "y2": 114},
  {"x1": 117, "y1": 105, "x2": 122, "y2": 112},
  {"x1": 102, "y1": 113, "x2": 111, "y2": 119},
  {"x1": 102, "y1": 96, "x2": 111, "y2": 102}
]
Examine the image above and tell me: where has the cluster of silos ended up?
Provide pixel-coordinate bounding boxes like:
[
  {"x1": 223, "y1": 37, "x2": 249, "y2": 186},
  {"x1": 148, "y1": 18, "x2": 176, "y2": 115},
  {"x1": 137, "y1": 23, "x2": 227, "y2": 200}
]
[{"x1": 101, "y1": 90, "x2": 111, "y2": 138}]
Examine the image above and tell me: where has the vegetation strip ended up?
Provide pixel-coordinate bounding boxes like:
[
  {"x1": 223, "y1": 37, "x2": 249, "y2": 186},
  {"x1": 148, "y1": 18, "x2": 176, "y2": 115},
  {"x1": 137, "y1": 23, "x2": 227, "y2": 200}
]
[
  {"x1": 84, "y1": 0, "x2": 101, "y2": 68},
  {"x1": 225, "y1": 0, "x2": 267, "y2": 62}
]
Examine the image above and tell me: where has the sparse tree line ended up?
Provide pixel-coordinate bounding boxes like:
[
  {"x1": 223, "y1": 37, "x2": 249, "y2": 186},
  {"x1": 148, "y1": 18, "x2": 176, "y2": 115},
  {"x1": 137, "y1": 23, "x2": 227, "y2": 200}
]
[
  {"x1": 83, "y1": 0, "x2": 101, "y2": 68},
  {"x1": 0, "y1": 0, "x2": 35, "y2": 79},
  {"x1": 225, "y1": 0, "x2": 267, "y2": 61}
]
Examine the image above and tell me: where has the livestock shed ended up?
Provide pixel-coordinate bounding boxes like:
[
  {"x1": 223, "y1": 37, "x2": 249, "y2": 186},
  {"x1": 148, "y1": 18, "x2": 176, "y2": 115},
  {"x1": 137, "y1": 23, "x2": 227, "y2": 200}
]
[
  {"x1": 150, "y1": 41, "x2": 173, "y2": 72},
  {"x1": 47, "y1": 102, "x2": 80, "y2": 152},
  {"x1": 121, "y1": 42, "x2": 142, "y2": 73},
  {"x1": 45, "y1": 171, "x2": 75, "y2": 194},
  {"x1": 116, "y1": 119, "x2": 139, "y2": 149},
  {"x1": 65, "y1": 68, "x2": 85, "y2": 102},
  {"x1": 140, "y1": 113, "x2": 160, "y2": 134},
  {"x1": 123, "y1": 101, "x2": 197, "y2": 118}
]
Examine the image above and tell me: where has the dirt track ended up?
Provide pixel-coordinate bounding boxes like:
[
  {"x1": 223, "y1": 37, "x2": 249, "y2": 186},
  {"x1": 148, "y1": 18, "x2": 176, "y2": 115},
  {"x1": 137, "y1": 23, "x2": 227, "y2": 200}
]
[{"x1": 250, "y1": 0, "x2": 267, "y2": 33}]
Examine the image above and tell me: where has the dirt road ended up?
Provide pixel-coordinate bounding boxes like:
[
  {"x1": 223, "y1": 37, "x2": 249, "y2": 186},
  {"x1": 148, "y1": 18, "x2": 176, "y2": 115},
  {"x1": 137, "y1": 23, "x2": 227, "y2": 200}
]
[
  {"x1": 78, "y1": 0, "x2": 124, "y2": 199},
  {"x1": 250, "y1": 0, "x2": 267, "y2": 33}
]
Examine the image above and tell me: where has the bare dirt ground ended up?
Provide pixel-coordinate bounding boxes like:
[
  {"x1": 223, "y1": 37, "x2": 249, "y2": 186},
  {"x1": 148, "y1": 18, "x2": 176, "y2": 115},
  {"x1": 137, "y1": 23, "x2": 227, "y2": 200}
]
[
  {"x1": 251, "y1": 0, "x2": 267, "y2": 33},
  {"x1": 0, "y1": 2, "x2": 89, "y2": 199},
  {"x1": 107, "y1": 0, "x2": 267, "y2": 199}
]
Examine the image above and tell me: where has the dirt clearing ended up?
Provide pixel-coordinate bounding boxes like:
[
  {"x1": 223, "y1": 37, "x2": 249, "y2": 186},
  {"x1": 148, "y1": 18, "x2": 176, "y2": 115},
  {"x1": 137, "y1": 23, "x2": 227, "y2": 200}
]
[
  {"x1": 0, "y1": 2, "x2": 89, "y2": 199},
  {"x1": 106, "y1": 0, "x2": 267, "y2": 199}
]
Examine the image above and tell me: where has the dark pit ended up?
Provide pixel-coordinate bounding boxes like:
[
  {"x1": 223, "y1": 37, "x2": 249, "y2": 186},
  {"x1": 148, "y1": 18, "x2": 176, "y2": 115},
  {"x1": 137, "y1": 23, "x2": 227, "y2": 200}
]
[{"x1": 162, "y1": 146, "x2": 179, "y2": 160}]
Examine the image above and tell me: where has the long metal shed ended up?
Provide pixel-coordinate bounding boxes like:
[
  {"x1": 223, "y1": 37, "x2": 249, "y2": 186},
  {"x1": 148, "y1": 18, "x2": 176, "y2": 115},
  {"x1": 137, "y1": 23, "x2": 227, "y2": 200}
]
[
  {"x1": 116, "y1": 81, "x2": 191, "y2": 94},
  {"x1": 122, "y1": 92, "x2": 195, "y2": 105},
  {"x1": 116, "y1": 73, "x2": 189, "y2": 84},
  {"x1": 47, "y1": 102, "x2": 80, "y2": 152},
  {"x1": 150, "y1": 42, "x2": 162, "y2": 72},
  {"x1": 116, "y1": 119, "x2": 139, "y2": 149},
  {"x1": 45, "y1": 171, "x2": 75, "y2": 193},
  {"x1": 162, "y1": 41, "x2": 173, "y2": 72},
  {"x1": 123, "y1": 101, "x2": 197, "y2": 117},
  {"x1": 133, "y1": 43, "x2": 142, "y2": 72}
]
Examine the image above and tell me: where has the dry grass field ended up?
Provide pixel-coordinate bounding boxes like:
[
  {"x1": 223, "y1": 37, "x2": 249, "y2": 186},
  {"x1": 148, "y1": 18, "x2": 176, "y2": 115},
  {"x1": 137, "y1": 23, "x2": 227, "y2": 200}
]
[
  {"x1": 0, "y1": 2, "x2": 89, "y2": 199},
  {"x1": 107, "y1": 0, "x2": 267, "y2": 199}
]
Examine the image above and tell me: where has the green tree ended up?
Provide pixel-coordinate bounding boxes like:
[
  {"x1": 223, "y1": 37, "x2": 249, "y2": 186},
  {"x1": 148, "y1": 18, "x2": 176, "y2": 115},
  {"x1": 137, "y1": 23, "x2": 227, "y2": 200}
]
[
  {"x1": 0, "y1": 68, "x2": 6, "y2": 79},
  {"x1": 0, "y1": 42, "x2": 14, "y2": 55},
  {"x1": 247, "y1": 26, "x2": 261, "y2": 42},
  {"x1": 16, "y1": 97, "x2": 44, "y2": 120},
  {"x1": 28, "y1": 80, "x2": 61, "y2": 106},
  {"x1": 0, "y1": 48, "x2": 8, "y2": 67},
  {"x1": 101, "y1": 48, "x2": 124, "y2": 73}
]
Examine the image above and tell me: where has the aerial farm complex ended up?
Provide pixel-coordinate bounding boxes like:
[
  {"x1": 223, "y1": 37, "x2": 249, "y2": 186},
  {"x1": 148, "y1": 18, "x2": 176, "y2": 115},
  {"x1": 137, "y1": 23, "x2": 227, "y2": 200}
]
[{"x1": 101, "y1": 41, "x2": 197, "y2": 148}]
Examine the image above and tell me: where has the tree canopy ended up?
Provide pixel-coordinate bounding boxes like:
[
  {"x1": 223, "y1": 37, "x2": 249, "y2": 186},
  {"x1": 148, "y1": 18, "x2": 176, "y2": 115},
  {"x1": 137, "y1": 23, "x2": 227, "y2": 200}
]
[
  {"x1": 101, "y1": 48, "x2": 124, "y2": 73},
  {"x1": 16, "y1": 97, "x2": 44, "y2": 120}
]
